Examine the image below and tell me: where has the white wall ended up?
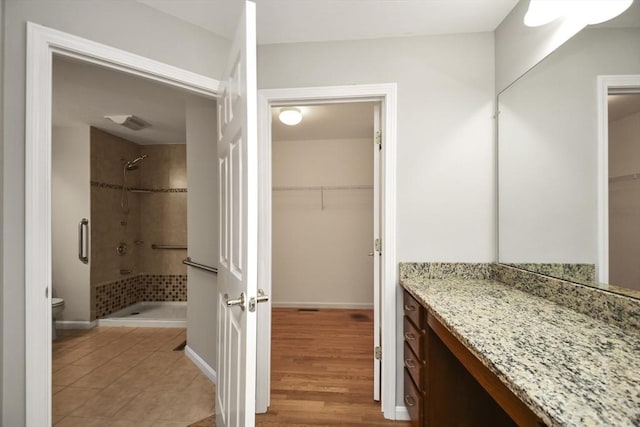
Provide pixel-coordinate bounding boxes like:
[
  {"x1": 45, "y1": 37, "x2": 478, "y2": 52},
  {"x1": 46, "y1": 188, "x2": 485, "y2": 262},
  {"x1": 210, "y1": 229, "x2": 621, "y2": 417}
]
[
  {"x1": 494, "y1": 0, "x2": 586, "y2": 93},
  {"x1": 186, "y1": 97, "x2": 219, "y2": 373},
  {"x1": 2, "y1": 2, "x2": 229, "y2": 423},
  {"x1": 52, "y1": 126, "x2": 91, "y2": 322},
  {"x1": 498, "y1": 27, "x2": 640, "y2": 266},
  {"x1": 272, "y1": 138, "x2": 373, "y2": 308},
  {"x1": 258, "y1": 31, "x2": 496, "y2": 408},
  {"x1": 609, "y1": 110, "x2": 640, "y2": 291}
]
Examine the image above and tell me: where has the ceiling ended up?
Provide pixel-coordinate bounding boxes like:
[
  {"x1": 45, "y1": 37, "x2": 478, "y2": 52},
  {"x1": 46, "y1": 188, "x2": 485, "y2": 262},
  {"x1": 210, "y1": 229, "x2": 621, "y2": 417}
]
[
  {"x1": 609, "y1": 93, "x2": 640, "y2": 122},
  {"x1": 52, "y1": 56, "x2": 213, "y2": 145},
  {"x1": 271, "y1": 103, "x2": 375, "y2": 141},
  {"x1": 136, "y1": 0, "x2": 519, "y2": 45}
]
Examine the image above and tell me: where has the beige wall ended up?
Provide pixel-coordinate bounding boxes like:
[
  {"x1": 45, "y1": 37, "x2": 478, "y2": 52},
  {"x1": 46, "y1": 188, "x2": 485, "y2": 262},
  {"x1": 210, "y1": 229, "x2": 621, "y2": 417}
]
[
  {"x1": 52, "y1": 126, "x2": 92, "y2": 322},
  {"x1": 609, "y1": 110, "x2": 640, "y2": 291},
  {"x1": 186, "y1": 97, "x2": 218, "y2": 370},
  {"x1": 258, "y1": 33, "x2": 495, "y2": 406},
  {"x1": 272, "y1": 138, "x2": 373, "y2": 307}
]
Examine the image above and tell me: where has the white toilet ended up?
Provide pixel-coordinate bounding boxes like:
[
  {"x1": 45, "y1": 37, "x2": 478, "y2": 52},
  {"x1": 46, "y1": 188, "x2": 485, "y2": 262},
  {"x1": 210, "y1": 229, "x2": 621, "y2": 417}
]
[{"x1": 52, "y1": 297, "x2": 65, "y2": 340}]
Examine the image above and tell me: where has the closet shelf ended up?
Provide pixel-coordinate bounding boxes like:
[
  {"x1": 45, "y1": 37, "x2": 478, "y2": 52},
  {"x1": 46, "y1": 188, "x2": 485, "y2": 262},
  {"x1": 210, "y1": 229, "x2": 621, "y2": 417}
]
[
  {"x1": 272, "y1": 185, "x2": 373, "y2": 210},
  {"x1": 272, "y1": 185, "x2": 373, "y2": 191}
]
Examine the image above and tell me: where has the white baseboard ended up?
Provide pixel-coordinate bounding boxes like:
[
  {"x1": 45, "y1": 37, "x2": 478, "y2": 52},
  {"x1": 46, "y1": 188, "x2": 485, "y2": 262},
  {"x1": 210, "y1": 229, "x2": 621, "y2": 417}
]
[
  {"x1": 185, "y1": 345, "x2": 217, "y2": 384},
  {"x1": 395, "y1": 406, "x2": 410, "y2": 421},
  {"x1": 271, "y1": 302, "x2": 374, "y2": 309},
  {"x1": 55, "y1": 320, "x2": 97, "y2": 329}
]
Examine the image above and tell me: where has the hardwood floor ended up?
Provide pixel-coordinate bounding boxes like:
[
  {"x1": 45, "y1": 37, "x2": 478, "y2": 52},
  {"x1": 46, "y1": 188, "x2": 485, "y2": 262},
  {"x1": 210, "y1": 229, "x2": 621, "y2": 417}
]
[{"x1": 255, "y1": 308, "x2": 409, "y2": 426}]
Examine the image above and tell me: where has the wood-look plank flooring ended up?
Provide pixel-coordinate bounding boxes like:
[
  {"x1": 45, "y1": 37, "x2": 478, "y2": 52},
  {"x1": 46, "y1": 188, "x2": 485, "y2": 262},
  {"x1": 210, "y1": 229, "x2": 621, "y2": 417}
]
[{"x1": 254, "y1": 308, "x2": 409, "y2": 426}]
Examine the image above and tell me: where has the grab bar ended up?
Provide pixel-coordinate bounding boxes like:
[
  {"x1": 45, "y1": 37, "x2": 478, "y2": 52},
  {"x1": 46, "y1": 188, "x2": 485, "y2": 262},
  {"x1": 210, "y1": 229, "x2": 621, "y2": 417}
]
[
  {"x1": 78, "y1": 218, "x2": 89, "y2": 264},
  {"x1": 151, "y1": 244, "x2": 187, "y2": 250},
  {"x1": 183, "y1": 257, "x2": 218, "y2": 274}
]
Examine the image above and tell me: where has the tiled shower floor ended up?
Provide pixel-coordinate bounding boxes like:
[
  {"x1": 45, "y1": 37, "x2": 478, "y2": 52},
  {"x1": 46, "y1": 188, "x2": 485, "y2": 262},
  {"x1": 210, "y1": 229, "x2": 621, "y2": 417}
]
[{"x1": 99, "y1": 302, "x2": 187, "y2": 327}]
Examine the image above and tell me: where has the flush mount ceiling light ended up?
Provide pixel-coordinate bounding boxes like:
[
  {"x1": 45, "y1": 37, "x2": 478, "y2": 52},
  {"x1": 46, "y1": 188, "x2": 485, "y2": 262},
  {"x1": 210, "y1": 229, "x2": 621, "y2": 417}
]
[
  {"x1": 278, "y1": 108, "x2": 303, "y2": 126},
  {"x1": 104, "y1": 114, "x2": 150, "y2": 131},
  {"x1": 524, "y1": 0, "x2": 633, "y2": 27}
]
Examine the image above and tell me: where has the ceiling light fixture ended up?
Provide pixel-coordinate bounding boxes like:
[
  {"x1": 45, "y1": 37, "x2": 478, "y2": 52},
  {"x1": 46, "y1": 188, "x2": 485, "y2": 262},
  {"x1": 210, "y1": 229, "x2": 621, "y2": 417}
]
[
  {"x1": 104, "y1": 114, "x2": 150, "y2": 131},
  {"x1": 278, "y1": 108, "x2": 303, "y2": 126},
  {"x1": 524, "y1": 0, "x2": 633, "y2": 27}
]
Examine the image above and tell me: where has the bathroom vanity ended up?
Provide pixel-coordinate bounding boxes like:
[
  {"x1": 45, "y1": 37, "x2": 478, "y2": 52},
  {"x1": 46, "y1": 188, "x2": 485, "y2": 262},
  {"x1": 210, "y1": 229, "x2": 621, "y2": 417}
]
[{"x1": 400, "y1": 264, "x2": 640, "y2": 427}]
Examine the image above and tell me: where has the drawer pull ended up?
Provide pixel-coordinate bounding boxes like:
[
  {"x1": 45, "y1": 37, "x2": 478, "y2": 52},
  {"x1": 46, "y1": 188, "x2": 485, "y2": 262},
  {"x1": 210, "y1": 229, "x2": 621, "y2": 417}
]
[
  {"x1": 404, "y1": 304, "x2": 416, "y2": 312},
  {"x1": 404, "y1": 332, "x2": 415, "y2": 341},
  {"x1": 404, "y1": 395, "x2": 416, "y2": 407},
  {"x1": 404, "y1": 358, "x2": 415, "y2": 369}
]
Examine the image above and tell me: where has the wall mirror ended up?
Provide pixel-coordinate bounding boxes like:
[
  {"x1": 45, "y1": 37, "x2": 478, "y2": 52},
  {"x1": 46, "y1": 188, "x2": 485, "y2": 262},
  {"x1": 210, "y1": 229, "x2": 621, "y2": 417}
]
[{"x1": 497, "y1": 3, "x2": 640, "y2": 299}]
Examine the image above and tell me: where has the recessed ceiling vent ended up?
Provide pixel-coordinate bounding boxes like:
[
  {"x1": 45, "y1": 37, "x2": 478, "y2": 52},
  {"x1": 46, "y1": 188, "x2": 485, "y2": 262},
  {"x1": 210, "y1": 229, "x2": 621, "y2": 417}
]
[{"x1": 104, "y1": 114, "x2": 150, "y2": 131}]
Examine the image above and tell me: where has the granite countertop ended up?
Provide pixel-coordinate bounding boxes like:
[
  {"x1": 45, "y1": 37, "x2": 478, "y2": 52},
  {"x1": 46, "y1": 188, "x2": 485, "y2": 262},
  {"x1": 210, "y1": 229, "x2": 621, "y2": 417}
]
[{"x1": 401, "y1": 276, "x2": 640, "y2": 427}]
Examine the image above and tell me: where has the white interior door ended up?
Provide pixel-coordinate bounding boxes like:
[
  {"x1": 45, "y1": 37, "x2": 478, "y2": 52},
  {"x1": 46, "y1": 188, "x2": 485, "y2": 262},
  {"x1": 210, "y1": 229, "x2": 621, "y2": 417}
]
[
  {"x1": 373, "y1": 104, "x2": 382, "y2": 401},
  {"x1": 216, "y1": 2, "x2": 258, "y2": 426}
]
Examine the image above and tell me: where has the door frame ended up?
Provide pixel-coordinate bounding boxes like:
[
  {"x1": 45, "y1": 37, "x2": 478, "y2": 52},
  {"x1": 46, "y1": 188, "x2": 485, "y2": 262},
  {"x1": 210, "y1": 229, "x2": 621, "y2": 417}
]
[
  {"x1": 25, "y1": 22, "x2": 220, "y2": 426},
  {"x1": 256, "y1": 84, "x2": 399, "y2": 419},
  {"x1": 596, "y1": 74, "x2": 640, "y2": 284}
]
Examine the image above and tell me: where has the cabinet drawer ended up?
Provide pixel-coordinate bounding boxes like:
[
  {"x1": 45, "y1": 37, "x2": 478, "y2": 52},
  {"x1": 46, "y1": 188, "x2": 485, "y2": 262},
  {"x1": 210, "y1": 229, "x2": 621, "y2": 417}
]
[
  {"x1": 404, "y1": 341, "x2": 426, "y2": 392},
  {"x1": 404, "y1": 368, "x2": 423, "y2": 426},
  {"x1": 403, "y1": 315, "x2": 426, "y2": 361},
  {"x1": 403, "y1": 290, "x2": 424, "y2": 327}
]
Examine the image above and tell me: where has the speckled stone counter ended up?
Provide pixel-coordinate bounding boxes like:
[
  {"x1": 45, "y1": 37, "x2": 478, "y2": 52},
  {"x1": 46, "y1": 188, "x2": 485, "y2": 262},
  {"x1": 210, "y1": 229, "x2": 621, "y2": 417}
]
[{"x1": 401, "y1": 275, "x2": 640, "y2": 427}]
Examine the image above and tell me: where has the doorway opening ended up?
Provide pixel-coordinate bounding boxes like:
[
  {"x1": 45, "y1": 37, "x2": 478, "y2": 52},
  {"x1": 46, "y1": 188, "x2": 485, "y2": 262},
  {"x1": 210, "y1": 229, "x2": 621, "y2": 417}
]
[
  {"x1": 607, "y1": 90, "x2": 640, "y2": 292},
  {"x1": 256, "y1": 84, "x2": 399, "y2": 420},
  {"x1": 597, "y1": 75, "x2": 640, "y2": 288},
  {"x1": 262, "y1": 102, "x2": 382, "y2": 422},
  {"x1": 25, "y1": 23, "x2": 221, "y2": 426}
]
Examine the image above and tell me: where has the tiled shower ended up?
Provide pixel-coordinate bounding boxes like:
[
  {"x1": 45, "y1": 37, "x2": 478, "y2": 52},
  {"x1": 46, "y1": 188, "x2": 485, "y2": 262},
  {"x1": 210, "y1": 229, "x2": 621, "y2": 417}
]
[{"x1": 90, "y1": 127, "x2": 188, "y2": 319}]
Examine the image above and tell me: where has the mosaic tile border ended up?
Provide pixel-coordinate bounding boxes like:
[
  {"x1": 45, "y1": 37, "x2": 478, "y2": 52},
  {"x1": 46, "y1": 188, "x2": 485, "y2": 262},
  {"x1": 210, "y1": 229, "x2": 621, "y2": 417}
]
[
  {"x1": 94, "y1": 274, "x2": 188, "y2": 318},
  {"x1": 91, "y1": 181, "x2": 187, "y2": 193}
]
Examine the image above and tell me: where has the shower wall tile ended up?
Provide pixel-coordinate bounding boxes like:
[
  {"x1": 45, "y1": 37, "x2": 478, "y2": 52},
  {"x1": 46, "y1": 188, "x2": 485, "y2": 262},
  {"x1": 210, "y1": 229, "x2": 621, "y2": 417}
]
[
  {"x1": 90, "y1": 128, "x2": 141, "y2": 287},
  {"x1": 91, "y1": 133, "x2": 188, "y2": 318},
  {"x1": 138, "y1": 144, "x2": 187, "y2": 276}
]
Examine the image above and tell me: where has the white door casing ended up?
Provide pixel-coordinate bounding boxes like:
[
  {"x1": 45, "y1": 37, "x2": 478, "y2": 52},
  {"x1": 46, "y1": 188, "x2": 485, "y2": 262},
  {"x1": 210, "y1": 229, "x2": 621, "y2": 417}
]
[
  {"x1": 216, "y1": 2, "x2": 258, "y2": 426},
  {"x1": 596, "y1": 74, "x2": 640, "y2": 284},
  {"x1": 256, "y1": 84, "x2": 399, "y2": 419},
  {"x1": 373, "y1": 103, "x2": 382, "y2": 401},
  {"x1": 25, "y1": 23, "x2": 219, "y2": 427}
]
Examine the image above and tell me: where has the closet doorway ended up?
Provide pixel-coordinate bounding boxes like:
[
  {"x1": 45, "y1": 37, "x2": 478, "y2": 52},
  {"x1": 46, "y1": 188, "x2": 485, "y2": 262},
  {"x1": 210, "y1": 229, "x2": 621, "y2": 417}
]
[
  {"x1": 256, "y1": 84, "x2": 398, "y2": 420},
  {"x1": 265, "y1": 101, "x2": 384, "y2": 421}
]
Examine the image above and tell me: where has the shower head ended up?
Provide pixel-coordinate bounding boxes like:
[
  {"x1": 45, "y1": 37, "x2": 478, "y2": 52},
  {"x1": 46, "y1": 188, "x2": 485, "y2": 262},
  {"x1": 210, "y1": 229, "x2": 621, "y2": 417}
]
[{"x1": 126, "y1": 154, "x2": 148, "y2": 170}]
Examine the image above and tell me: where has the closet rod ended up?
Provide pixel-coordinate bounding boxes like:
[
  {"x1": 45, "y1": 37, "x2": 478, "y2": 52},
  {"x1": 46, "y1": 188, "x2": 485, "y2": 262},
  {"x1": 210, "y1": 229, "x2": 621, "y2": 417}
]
[{"x1": 609, "y1": 172, "x2": 640, "y2": 183}]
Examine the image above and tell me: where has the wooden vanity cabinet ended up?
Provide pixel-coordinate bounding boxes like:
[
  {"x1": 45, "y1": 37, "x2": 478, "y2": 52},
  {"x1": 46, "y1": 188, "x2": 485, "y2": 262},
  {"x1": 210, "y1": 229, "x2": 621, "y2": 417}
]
[
  {"x1": 402, "y1": 289, "x2": 544, "y2": 427},
  {"x1": 403, "y1": 291, "x2": 427, "y2": 426}
]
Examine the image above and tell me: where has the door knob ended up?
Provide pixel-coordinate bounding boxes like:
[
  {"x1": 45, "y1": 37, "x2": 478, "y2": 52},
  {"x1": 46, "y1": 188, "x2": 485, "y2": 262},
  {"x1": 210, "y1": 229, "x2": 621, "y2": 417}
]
[
  {"x1": 225, "y1": 292, "x2": 245, "y2": 311},
  {"x1": 368, "y1": 252, "x2": 374, "y2": 256},
  {"x1": 249, "y1": 289, "x2": 269, "y2": 312}
]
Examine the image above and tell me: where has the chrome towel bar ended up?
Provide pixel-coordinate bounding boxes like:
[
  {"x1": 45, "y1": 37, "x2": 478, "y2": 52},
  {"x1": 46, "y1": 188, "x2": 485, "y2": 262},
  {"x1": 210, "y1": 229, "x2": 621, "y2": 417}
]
[
  {"x1": 183, "y1": 257, "x2": 218, "y2": 274},
  {"x1": 151, "y1": 244, "x2": 187, "y2": 250}
]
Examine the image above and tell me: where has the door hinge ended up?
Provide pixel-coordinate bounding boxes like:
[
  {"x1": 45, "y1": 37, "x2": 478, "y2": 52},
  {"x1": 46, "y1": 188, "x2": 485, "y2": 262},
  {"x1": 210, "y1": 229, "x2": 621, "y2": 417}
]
[
  {"x1": 375, "y1": 346, "x2": 382, "y2": 360},
  {"x1": 375, "y1": 131, "x2": 382, "y2": 151},
  {"x1": 374, "y1": 238, "x2": 382, "y2": 253}
]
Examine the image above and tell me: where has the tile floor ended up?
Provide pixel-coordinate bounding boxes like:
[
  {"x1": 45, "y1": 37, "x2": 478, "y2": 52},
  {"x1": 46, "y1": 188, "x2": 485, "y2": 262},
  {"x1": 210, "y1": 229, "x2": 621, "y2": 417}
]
[{"x1": 52, "y1": 327, "x2": 214, "y2": 426}]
